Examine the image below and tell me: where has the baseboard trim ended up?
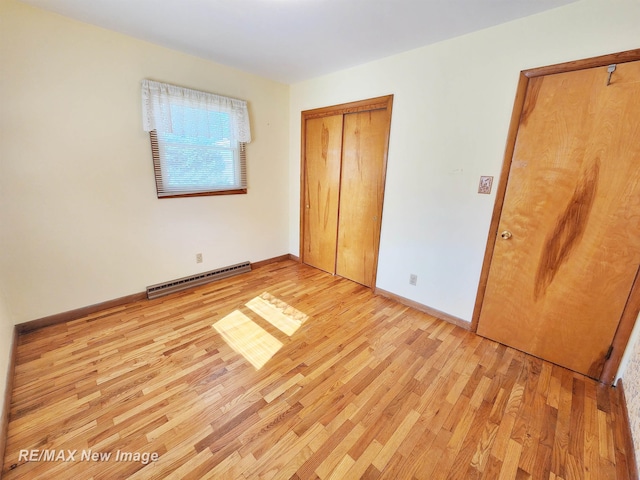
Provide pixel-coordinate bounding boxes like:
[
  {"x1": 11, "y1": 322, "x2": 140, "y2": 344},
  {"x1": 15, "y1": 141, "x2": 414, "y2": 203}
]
[
  {"x1": 1, "y1": 327, "x2": 18, "y2": 475},
  {"x1": 375, "y1": 288, "x2": 471, "y2": 331},
  {"x1": 16, "y1": 292, "x2": 147, "y2": 334},
  {"x1": 616, "y1": 379, "x2": 639, "y2": 480},
  {"x1": 251, "y1": 254, "x2": 298, "y2": 269}
]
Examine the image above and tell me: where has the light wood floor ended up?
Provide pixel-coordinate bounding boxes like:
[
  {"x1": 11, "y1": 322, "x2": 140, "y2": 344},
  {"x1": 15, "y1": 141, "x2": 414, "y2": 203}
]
[{"x1": 2, "y1": 260, "x2": 633, "y2": 479}]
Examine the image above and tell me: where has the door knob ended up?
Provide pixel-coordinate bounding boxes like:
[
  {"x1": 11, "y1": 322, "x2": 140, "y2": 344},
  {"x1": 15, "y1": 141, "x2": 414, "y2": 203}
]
[{"x1": 500, "y1": 230, "x2": 513, "y2": 240}]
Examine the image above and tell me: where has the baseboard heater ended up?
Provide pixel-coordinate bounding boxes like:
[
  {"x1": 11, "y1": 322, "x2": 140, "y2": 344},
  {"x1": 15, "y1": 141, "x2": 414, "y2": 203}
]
[{"x1": 146, "y1": 261, "x2": 251, "y2": 299}]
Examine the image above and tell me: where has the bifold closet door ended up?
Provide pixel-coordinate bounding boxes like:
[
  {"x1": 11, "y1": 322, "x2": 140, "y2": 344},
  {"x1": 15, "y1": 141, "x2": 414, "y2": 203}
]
[
  {"x1": 336, "y1": 109, "x2": 389, "y2": 287},
  {"x1": 301, "y1": 95, "x2": 393, "y2": 288},
  {"x1": 302, "y1": 114, "x2": 343, "y2": 274}
]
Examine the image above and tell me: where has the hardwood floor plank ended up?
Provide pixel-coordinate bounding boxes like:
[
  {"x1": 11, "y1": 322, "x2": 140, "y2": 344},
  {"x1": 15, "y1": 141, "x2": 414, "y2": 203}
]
[
  {"x1": 498, "y1": 439, "x2": 523, "y2": 480},
  {"x1": 371, "y1": 409, "x2": 420, "y2": 472},
  {"x1": 295, "y1": 419, "x2": 355, "y2": 479},
  {"x1": 413, "y1": 427, "x2": 453, "y2": 479},
  {"x1": 448, "y1": 399, "x2": 494, "y2": 479},
  {"x1": 1, "y1": 261, "x2": 633, "y2": 479},
  {"x1": 343, "y1": 439, "x2": 383, "y2": 479},
  {"x1": 315, "y1": 422, "x2": 365, "y2": 478}
]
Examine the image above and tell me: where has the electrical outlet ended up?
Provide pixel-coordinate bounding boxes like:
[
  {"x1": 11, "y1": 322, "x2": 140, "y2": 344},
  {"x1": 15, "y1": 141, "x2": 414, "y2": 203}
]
[
  {"x1": 196, "y1": 253, "x2": 203, "y2": 263},
  {"x1": 409, "y1": 274, "x2": 417, "y2": 286}
]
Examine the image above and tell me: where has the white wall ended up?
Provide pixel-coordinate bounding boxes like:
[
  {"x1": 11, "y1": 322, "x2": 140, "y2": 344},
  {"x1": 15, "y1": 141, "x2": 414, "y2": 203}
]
[
  {"x1": 0, "y1": 287, "x2": 14, "y2": 430},
  {"x1": 0, "y1": 0, "x2": 290, "y2": 323},
  {"x1": 622, "y1": 316, "x2": 640, "y2": 468},
  {"x1": 288, "y1": 0, "x2": 640, "y2": 322}
]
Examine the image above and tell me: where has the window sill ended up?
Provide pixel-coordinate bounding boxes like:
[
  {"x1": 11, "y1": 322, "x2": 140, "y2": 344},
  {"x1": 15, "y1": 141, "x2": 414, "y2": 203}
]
[{"x1": 158, "y1": 189, "x2": 247, "y2": 199}]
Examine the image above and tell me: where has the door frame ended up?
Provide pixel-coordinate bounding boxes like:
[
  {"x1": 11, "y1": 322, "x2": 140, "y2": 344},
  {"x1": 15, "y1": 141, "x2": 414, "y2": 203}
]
[
  {"x1": 299, "y1": 95, "x2": 394, "y2": 288},
  {"x1": 471, "y1": 48, "x2": 640, "y2": 384}
]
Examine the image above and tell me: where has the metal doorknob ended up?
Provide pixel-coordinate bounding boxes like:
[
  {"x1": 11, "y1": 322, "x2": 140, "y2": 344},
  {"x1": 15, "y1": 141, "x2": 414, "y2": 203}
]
[{"x1": 500, "y1": 230, "x2": 513, "y2": 240}]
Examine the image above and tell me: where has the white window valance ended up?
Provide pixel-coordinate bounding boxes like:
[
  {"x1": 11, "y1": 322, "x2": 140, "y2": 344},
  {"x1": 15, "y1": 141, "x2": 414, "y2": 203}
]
[{"x1": 141, "y1": 79, "x2": 251, "y2": 143}]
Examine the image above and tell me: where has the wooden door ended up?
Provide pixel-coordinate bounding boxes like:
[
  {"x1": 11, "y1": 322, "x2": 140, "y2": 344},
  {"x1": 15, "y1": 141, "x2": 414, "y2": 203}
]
[
  {"x1": 301, "y1": 96, "x2": 393, "y2": 288},
  {"x1": 477, "y1": 60, "x2": 640, "y2": 378},
  {"x1": 336, "y1": 109, "x2": 389, "y2": 287},
  {"x1": 302, "y1": 115, "x2": 343, "y2": 274}
]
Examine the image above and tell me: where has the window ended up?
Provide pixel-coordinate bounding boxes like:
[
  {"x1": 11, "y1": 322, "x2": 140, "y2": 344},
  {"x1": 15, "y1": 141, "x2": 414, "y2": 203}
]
[{"x1": 141, "y1": 79, "x2": 251, "y2": 197}]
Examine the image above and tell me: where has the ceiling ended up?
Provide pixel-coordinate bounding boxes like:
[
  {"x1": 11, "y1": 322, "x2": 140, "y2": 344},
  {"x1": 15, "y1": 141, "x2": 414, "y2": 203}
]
[{"x1": 19, "y1": 0, "x2": 578, "y2": 84}]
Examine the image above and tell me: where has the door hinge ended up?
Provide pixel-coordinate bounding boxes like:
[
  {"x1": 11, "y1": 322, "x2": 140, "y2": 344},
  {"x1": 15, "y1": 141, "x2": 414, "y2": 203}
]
[{"x1": 605, "y1": 345, "x2": 614, "y2": 360}]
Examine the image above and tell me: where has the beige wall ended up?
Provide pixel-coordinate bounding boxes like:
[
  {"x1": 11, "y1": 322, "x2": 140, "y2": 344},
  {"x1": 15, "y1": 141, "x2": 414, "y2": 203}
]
[
  {"x1": 622, "y1": 316, "x2": 640, "y2": 466},
  {"x1": 0, "y1": 288, "x2": 14, "y2": 430},
  {"x1": 0, "y1": 0, "x2": 290, "y2": 324}
]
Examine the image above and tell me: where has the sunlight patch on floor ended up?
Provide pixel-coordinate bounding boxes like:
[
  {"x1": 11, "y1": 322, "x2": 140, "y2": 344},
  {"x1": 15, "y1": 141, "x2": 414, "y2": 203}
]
[
  {"x1": 213, "y1": 310, "x2": 282, "y2": 370},
  {"x1": 245, "y1": 292, "x2": 308, "y2": 336},
  {"x1": 213, "y1": 293, "x2": 309, "y2": 370}
]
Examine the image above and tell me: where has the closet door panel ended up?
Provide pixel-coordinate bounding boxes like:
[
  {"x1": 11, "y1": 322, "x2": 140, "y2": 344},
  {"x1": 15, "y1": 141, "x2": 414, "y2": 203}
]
[
  {"x1": 302, "y1": 115, "x2": 343, "y2": 274},
  {"x1": 336, "y1": 109, "x2": 388, "y2": 287}
]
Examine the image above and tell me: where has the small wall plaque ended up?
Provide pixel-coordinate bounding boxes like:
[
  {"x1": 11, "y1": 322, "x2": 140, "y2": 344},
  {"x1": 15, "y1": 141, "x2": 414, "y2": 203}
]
[{"x1": 478, "y1": 176, "x2": 493, "y2": 194}]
